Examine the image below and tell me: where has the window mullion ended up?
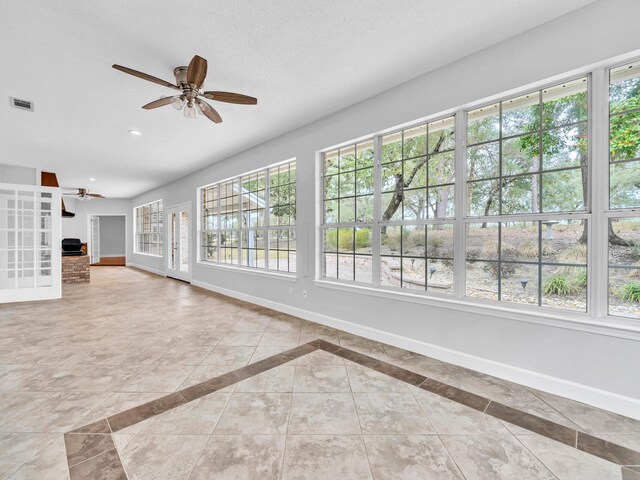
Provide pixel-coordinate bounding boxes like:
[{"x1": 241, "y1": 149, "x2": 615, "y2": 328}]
[
  {"x1": 372, "y1": 135, "x2": 382, "y2": 288},
  {"x1": 454, "y1": 111, "x2": 466, "y2": 300},
  {"x1": 265, "y1": 167, "x2": 271, "y2": 270},
  {"x1": 592, "y1": 67, "x2": 610, "y2": 319}
]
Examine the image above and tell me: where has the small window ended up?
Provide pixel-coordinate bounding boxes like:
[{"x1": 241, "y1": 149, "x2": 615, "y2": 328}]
[
  {"x1": 199, "y1": 160, "x2": 297, "y2": 274},
  {"x1": 134, "y1": 200, "x2": 163, "y2": 255}
]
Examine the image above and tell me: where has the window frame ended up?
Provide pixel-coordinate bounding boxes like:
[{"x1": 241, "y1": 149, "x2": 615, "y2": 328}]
[
  {"x1": 133, "y1": 199, "x2": 163, "y2": 257},
  {"x1": 197, "y1": 158, "x2": 297, "y2": 276},
  {"x1": 316, "y1": 57, "x2": 640, "y2": 336},
  {"x1": 463, "y1": 75, "x2": 592, "y2": 313},
  {"x1": 319, "y1": 116, "x2": 457, "y2": 298},
  {"x1": 605, "y1": 59, "x2": 640, "y2": 319}
]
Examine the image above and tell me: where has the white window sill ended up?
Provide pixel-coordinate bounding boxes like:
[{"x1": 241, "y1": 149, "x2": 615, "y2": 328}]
[
  {"x1": 196, "y1": 261, "x2": 297, "y2": 282},
  {"x1": 313, "y1": 279, "x2": 640, "y2": 341},
  {"x1": 132, "y1": 251, "x2": 163, "y2": 258}
]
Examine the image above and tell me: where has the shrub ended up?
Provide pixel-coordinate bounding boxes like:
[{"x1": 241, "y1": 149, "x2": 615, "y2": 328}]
[
  {"x1": 338, "y1": 229, "x2": 354, "y2": 251},
  {"x1": 341, "y1": 232, "x2": 355, "y2": 250},
  {"x1": 543, "y1": 274, "x2": 577, "y2": 296},
  {"x1": 355, "y1": 229, "x2": 371, "y2": 249},
  {"x1": 620, "y1": 282, "x2": 640, "y2": 303},
  {"x1": 574, "y1": 271, "x2": 588, "y2": 289},
  {"x1": 519, "y1": 241, "x2": 539, "y2": 259},
  {"x1": 559, "y1": 244, "x2": 587, "y2": 264}
]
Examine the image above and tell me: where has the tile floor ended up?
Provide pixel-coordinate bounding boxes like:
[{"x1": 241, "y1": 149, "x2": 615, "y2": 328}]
[{"x1": 1, "y1": 267, "x2": 639, "y2": 479}]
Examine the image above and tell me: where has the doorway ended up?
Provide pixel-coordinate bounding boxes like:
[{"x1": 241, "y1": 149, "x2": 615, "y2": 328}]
[
  {"x1": 166, "y1": 203, "x2": 191, "y2": 282},
  {"x1": 89, "y1": 215, "x2": 127, "y2": 266}
]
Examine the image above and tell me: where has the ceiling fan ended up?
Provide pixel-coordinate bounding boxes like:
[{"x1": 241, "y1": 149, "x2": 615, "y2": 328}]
[
  {"x1": 112, "y1": 55, "x2": 257, "y2": 124},
  {"x1": 64, "y1": 188, "x2": 105, "y2": 200}
]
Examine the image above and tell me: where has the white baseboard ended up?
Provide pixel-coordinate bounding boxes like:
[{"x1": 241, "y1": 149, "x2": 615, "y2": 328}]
[
  {"x1": 126, "y1": 262, "x2": 166, "y2": 277},
  {"x1": 191, "y1": 278, "x2": 640, "y2": 421}
]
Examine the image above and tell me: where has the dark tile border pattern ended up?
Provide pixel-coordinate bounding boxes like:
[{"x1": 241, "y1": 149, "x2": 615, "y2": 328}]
[{"x1": 63, "y1": 339, "x2": 640, "y2": 479}]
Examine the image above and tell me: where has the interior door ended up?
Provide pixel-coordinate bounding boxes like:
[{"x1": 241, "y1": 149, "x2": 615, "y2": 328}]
[
  {"x1": 166, "y1": 205, "x2": 191, "y2": 282},
  {"x1": 90, "y1": 216, "x2": 100, "y2": 265}
]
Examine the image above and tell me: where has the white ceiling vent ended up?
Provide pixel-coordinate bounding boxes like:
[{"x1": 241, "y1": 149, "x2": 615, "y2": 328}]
[{"x1": 9, "y1": 97, "x2": 34, "y2": 112}]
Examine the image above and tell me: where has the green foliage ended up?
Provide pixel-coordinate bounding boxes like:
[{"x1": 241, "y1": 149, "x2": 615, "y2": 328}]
[
  {"x1": 574, "y1": 271, "x2": 588, "y2": 289},
  {"x1": 543, "y1": 274, "x2": 577, "y2": 296},
  {"x1": 338, "y1": 229, "x2": 353, "y2": 251},
  {"x1": 355, "y1": 229, "x2": 370, "y2": 249},
  {"x1": 620, "y1": 282, "x2": 640, "y2": 303}
]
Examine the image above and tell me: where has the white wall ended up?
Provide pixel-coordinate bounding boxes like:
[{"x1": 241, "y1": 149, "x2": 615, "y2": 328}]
[
  {"x1": 61, "y1": 197, "x2": 78, "y2": 239},
  {"x1": 0, "y1": 165, "x2": 37, "y2": 185},
  {"x1": 62, "y1": 199, "x2": 132, "y2": 261},
  {"x1": 128, "y1": 0, "x2": 640, "y2": 417},
  {"x1": 98, "y1": 215, "x2": 126, "y2": 257}
]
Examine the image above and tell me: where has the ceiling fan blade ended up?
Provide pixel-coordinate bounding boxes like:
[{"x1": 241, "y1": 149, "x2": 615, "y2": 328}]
[
  {"x1": 87, "y1": 194, "x2": 105, "y2": 198},
  {"x1": 62, "y1": 193, "x2": 78, "y2": 196},
  {"x1": 142, "y1": 96, "x2": 178, "y2": 110},
  {"x1": 195, "y1": 99, "x2": 222, "y2": 123},
  {"x1": 187, "y1": 55, "x2": 207, "y2": 87},
  {"x1": 112, "y1": 64, "x2": 180, "y2": 91},
  {"x1": 203, "y1": 91, "x2": 257, "y2": 105}
]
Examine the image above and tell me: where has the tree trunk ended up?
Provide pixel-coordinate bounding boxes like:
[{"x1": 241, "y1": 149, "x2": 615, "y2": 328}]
[
  {"x1": 380, "y1": 132, "x2": 450, "y2": 231},
  {"x1": 481, "y1": 196, "x2": 493, "y2": 229}
]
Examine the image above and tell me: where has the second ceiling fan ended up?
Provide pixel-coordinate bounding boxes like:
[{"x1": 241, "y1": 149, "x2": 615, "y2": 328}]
[{"x1": 112, "y1": 55, "x2": 257, "y2": 124}]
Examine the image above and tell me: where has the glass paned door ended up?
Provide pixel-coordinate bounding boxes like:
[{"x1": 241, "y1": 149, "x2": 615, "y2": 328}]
[
  {"x1": 0, "y1": 186, "x2": 61, "y2": 303},
  {"x1": 166, "y1": 205, "x2": 191, "y2": 282}
]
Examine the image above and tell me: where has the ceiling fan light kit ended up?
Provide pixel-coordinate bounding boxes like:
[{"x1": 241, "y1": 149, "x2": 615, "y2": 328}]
[{"x1": 112, "y1": 55, "x2": 257, "y2": 124}]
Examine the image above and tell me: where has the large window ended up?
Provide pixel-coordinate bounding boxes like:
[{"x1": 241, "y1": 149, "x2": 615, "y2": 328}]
[
  {"x1": 321, "y1": 117, "x2": 456, "y2": 293},
  {"x1": 134, "y1": 200, "x2": 163, "y2": 256},
  {"x1": 465, "y1": 78, "x2": 590, "y2": 311},
  {"x1": 199, "y1": 159, "x2": 296, "y2": 274},
  {"x1": 318, "y1": 62, "x2": 640, "y2": 322},
  {"x1": 608, "y1": 62, "x2": 640, "y2": 318}
]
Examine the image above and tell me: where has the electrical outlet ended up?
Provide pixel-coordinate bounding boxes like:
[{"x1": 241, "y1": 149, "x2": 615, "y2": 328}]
[
  {"x1": 288, "y1": 286, "x2": 293, "y2": 295},
  {"x1": 302, "y1": 289, "x2": 308, "y2": 298}
]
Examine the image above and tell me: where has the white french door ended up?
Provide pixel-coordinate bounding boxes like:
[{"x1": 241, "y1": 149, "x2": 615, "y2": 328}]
[
  {"x1": 166, "y1": 203, "x2": 191, "y2": 282},
  {"x1": 0, "y1": 184, "x2": 61, "y2": 303}
]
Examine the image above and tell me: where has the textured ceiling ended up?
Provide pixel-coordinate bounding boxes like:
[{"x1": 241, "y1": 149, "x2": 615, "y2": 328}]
[{"x1": 0, "y1": 0, "x2": 595, "y2": 197}]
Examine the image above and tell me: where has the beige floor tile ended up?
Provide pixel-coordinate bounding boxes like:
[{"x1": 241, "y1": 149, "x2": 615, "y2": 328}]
[
  {"x1": 65, "y1": 364, "x2": 145, "y2": 391},
  {"x1": 250, "y1": 346, "x2": 292, "y2": 362},
  {"x1": 200, "y1": 346, "x2": 256, "y2": 365},
  {"x1": 288, "y1": 393, "x2": 361, "y2": 434},
  {"x1": 137, "y1": 392, "x2": 231, "y2": 434},
  {"x1": 282, "y1": 435, "x2": 372, "y2": 480},
  {"x1": 293, "y1": 366, "x2": 351, "y2": 392},
  {"x1": 0, "y1": 432, "x2": 58, "y2": 479},
  {"x1": 119, "y1": 364, "x2": 196, "y2": 393},
  {"x1": 295, "y1": 349, "x2": 344, "y2": 366},
  {"x1": 346, "y1": 364, "x2": 412, "y2": 393},
  {"x1": 153, "y1": 346, "x2": 214, "y2": 366},
  {"x1": 517, "y1": 433, "x2": 621, "y2": 480},
  {"x1": 440, "y1": 434, "x2": 555, "y2": 480},
  {"x1": 258, "y1": 331, "x2": 300, "y2": 347},
  {"x1": 214, "y1": 393, "x2": 291, "y2": 434},
  {"x1": 532, "y1": 389, "x2": 640, "y2": 435},
  {"x1": 217, "y1": 331, "x2": 264, "y2": 347},
  {"x1": 413, "y1": 388, "x2": 511, "y2": 435},
  {"x1": 236, "y1": 365, "x2": 296, "y2": 392},
  {"x1": 191, "y1": 434, "x2": 286, "y2": 479},
  {"x1": 119, "y1": 434, "x2": 209, "y2": 480},
  {"x1": 353, "y1": 393, "x2": 435, "y2": 434},
  {"x1": 363, "y1": 435, "x2": 464, "y2": 479},
  {"x1": 8, "y1": 434, "x2": 69, "y2": 480}
]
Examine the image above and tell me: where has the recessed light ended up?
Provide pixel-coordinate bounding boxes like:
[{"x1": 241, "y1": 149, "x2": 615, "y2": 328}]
[
  {"x1": 128, "y1": 130, "x2": 142, "y2": 136},
  {"x1": 89, "y1": 178, "x2": 96, "y2": 182}
]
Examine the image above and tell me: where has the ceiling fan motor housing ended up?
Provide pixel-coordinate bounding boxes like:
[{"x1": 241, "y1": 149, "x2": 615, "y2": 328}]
[{"x1": 173, "y1": 67, "x2": 189, "y2": 88}]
